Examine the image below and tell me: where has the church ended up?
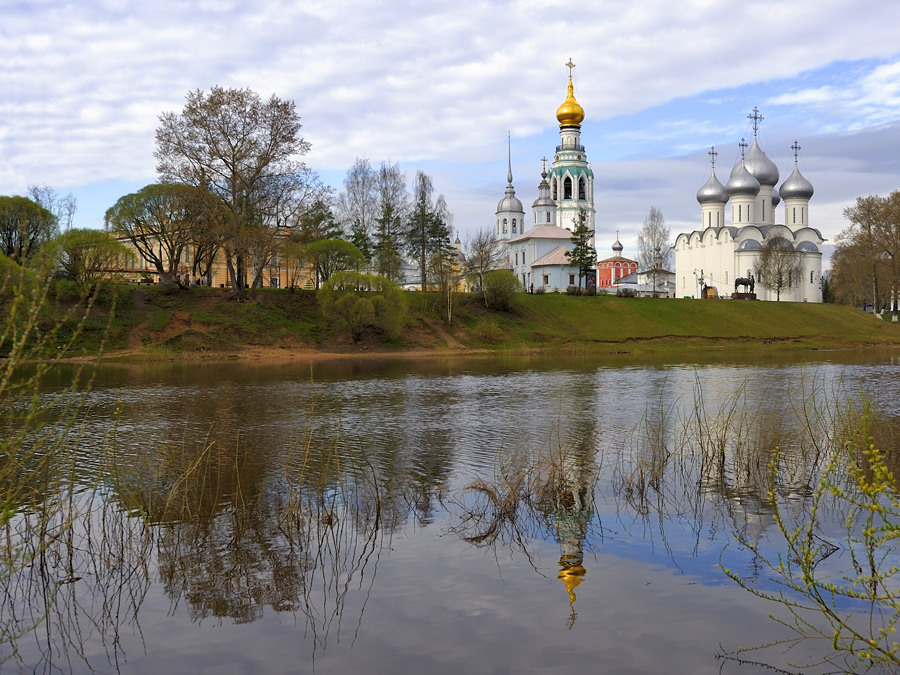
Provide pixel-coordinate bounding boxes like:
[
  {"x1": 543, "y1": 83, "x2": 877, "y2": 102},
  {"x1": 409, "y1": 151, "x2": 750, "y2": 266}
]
[
  {"x1": 673, "y1": 109, "x2": 825, "y2": 302},
  {"x1": 496, "y1": 60, "x2": 597, "y2": 292}
]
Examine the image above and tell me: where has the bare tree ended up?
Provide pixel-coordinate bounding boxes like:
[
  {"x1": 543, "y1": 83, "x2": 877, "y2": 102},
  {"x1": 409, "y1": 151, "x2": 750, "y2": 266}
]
[
  {"x1": 841, "y1": 191, "x2": 900, "y2": 317},
  {"x1": 636, "y1": 206, "x2": 671, "y2": 272},
  {"x1": 462, "y1": 227, "x2": 504, "y2": 297},
  {"x1": 753, "y1": 236, "x2": 803, "y2": 301},
  {"x1": 337, "y1": 158, "x2": 379, "y2": 265},
  {"x1": 28, "y1": 185, "x2": 76, "y2": 232},
  {"x1": 155, "y1": 86, "x2": 312, "y2": 298}
]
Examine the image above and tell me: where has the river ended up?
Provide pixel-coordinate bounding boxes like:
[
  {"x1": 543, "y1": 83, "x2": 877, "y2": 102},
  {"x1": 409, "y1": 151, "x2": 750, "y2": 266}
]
[{"x1": 4, "y1": 350, "x2": 900, "y2": 674}]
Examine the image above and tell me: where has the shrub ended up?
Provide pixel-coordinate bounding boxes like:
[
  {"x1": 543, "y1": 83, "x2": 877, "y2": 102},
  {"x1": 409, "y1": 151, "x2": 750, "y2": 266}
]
[
  {"x1": 566, "y1": 285, "x2": 579, "y2": 295},
  {"x1": 534, "y1": 287, "x2": 546, "y2": 295},
  {"x1": 482, "y1": 270, "x2": 520, "y2": 311},
  {"x1": 318, "y1": 270, "x2": 405, "y2": 341},
  {"x1": 617, "y1": 288, "x2": 636, "y2": 298}
]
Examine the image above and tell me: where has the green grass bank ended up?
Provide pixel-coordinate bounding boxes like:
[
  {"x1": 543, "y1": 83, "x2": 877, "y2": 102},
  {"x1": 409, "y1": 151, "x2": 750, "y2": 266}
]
[{"x1": 38, "y1": 284, "x2": 900, "y2": 360}]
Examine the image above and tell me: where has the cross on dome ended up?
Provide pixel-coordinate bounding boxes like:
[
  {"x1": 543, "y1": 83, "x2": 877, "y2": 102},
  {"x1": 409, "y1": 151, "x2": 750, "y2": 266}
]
[
  {"x1": 748, "y1": 107, "x2": 764, "y2": 136},
  {"x1": 708, "y1": 146, "x2": 718, "y2": 169},
  {"x1": 791, "y1": 140, "x2": 801, "y2": 161},
  {"x1": 565, "y1": 58, "x2": 576, "y2": 78},
  {"x1": 739, "y1": 138, "x2": 748, "y2": 158}
]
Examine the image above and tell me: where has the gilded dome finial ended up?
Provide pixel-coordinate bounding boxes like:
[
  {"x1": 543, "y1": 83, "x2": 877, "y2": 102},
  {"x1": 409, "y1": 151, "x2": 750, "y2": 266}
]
[{"x1": 556, "y1": 59, "x2": 585, "y2": 128}]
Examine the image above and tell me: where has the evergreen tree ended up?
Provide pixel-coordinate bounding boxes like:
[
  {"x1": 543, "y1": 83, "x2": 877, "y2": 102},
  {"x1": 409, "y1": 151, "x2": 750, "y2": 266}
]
[{"x1": 566, "y1": 208, "x2": 596, "y2": 290}]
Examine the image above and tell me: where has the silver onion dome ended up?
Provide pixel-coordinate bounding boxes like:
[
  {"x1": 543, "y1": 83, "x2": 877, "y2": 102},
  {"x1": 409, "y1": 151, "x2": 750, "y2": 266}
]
[
  {"x1": 612, "y1": 237, "x2": 623, "y2": 253},
  {"x1": 734, "y1": 138, "x2": 779, "y2": 186},
  {"x1": 771, "y1": 187, "x2": 781, "y2": 207},
  {"x1": 780, "y1": 164, "x2": 814, "y2": 200},
  {"x1": 725, "y1": 161, "x2": 761, "y2": 196},
  {"x1": 496, "y1": 184, "x2": 524, "y2": 213},
  {"x1": 697, "y1": 170, "x2": 728, "y2": 204}
]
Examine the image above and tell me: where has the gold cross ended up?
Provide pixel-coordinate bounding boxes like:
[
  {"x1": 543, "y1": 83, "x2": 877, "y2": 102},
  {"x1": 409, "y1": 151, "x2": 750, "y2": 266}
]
[{"x1": 565, "y1": 58, "x2": 576, "y2": 77}]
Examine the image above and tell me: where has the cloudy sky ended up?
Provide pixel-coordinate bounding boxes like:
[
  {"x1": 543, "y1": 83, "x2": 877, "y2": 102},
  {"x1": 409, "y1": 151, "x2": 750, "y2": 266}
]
[{"x1": 4, "y1": 0, "x2": 900, "y2": 262}]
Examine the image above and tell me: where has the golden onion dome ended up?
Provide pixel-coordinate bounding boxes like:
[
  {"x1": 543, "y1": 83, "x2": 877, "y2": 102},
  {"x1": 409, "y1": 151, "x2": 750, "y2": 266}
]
[{"x1": 556, "y1": 77, "x2": 585, "y2": 128}]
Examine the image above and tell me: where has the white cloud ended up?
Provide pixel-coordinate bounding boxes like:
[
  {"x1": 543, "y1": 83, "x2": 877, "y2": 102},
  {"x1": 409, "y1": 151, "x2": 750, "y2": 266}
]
[{"x1": 2, "y1": 0, "x2": 900, "y2": 244}]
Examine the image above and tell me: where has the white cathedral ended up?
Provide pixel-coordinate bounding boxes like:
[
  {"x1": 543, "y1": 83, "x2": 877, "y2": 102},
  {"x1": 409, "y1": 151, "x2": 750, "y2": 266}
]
[
  {"x1": 495, "y1": 60, "x2": 596, "y2": 292},
  {"x1": 673, "y1": 109, "x2": 824, "y2": 302}
]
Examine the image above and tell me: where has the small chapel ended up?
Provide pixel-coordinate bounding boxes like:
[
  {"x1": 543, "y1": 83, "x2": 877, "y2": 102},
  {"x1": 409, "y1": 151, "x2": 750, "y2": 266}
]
[
  {"x1": 496, "y1": 60, "x2": 597, "y2": 291},
  {"x1": 673, "y1": 109, "x2": 825, "y2": 302}
]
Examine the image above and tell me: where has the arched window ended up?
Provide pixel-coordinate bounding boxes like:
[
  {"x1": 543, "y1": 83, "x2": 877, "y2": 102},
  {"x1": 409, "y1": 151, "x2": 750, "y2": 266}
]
[
  {"x1": 552, "y1": 180, "x2": 558, "y2": 200},
  {"x1": 564, "y1": 176, "x2": 572, "y2": 200},
  {"x1": 512, "y1": 218, "x2": 517, "y2": 234},
  {"x1": 578, "y1": 177, "x2": 586, "y2": 200},
  {"x1": 546, "y1": 212, "x2": 551, "y2": 223},
  {"x1": 503, "y1": 218, "x2": 508, "y2": 233},
  {"x1": 515, "y1": 251, "x2": 518, "y2": 265}
]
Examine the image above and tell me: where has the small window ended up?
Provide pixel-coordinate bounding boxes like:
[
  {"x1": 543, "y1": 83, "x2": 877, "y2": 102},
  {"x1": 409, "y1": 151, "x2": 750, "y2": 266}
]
[
  {"x1": 543, "y1": 274, "x2": 549, "y2": 285},
  {"x1": 810, "y1": 271, "x2": 814, "y2": 283},
  {"x1": 512, "y1": 218, "x2": 517, "y2": 234},
  {"x1": 546, "y1": 212, "x2": 551, "y2": 223},
  {"x1": 564, "y1": 177, "x2": 572, "y2": 200},
  {"x1": 515, "y1": 252, "x2": 518, "y2": 265},
  {"x1": 793, "y1": 207, "x2": 796, "y2": 224},
  {"x1": 552, "y1": 180, "x2": 558, "y2": 200},
  {"x1": 569, "y1": 274, "x2": 575, "y2": 285},
  {"x1": 503, "y1": 218, "x2": 508, "y2": 233},
  {"x1": 578, "y1": 177, "x2": 586, "y2": 200}
]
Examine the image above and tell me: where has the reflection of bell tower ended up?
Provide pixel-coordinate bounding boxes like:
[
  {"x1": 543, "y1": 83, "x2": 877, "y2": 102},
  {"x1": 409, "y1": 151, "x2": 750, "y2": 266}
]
[{"x1": 553, "y1": 452, "x2": 594, "y2": 628}]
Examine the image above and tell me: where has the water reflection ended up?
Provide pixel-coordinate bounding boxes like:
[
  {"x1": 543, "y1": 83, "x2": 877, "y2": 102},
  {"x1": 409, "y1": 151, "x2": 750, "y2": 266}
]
[{"x1": 2, "y1": 352, "x2": 900, "y2": 672}]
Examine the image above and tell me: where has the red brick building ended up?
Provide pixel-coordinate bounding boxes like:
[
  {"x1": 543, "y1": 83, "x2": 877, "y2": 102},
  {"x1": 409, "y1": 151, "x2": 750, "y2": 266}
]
[{"x1": 597, "y1": 236, "x2": 638, "y2": 289}]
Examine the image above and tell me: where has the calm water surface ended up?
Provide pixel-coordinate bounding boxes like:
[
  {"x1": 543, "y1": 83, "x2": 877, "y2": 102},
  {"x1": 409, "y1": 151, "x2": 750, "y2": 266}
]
[{"x1": 6, "y1": 351, "x2": 900, "y2": 674}]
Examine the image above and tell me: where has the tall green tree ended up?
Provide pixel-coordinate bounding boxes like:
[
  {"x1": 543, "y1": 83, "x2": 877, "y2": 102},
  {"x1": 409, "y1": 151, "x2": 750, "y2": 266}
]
[
  {"x1": 0, "y1": 196, "x2": 57, "y2": 263},
  {"x1": 372, "y1": 162, "x2": 408, "y2": 284},
  {"x1": 306, "y1": 239, "x2": 364, "y2": 287},
  {"x1": 839, "y1": 192, "x2": 900, "y2": 316},
  {"x1": 405, "y1": 171, "x2": 452, "y2": 291},
  {"x1": 155, "y1": 86, "x2": 313, "y2": 297},
  {"x1": 53, "y1": 228, "x2": 132, "y2": 286},
  {"x1": 105, "y1": 183, "x2": 205, "y2": 286},
  {"x1": 565, "y1": 208, "x2": 596, "y2": 290}
]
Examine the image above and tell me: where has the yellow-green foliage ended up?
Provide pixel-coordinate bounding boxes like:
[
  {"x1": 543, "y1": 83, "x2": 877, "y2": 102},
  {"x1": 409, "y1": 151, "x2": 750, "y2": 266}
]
[
  {"x1": 317, "y1": 270, "x2": 405, "y2": 341},
  {"x1": 722, "y1": 395, "x2": 900, "y2": 672}
]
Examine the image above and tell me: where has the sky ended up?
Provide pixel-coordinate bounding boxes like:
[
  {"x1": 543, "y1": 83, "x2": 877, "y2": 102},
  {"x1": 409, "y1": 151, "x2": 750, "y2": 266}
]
[{"x1": 5, "y1": 0, "x2": 900, "y2": 265}]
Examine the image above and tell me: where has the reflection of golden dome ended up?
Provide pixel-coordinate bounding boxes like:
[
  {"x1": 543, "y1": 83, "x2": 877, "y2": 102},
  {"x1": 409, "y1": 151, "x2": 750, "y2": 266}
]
[
  {"x1": 558, "y1": 561, "x2": 586, "y2": 605},
  {"x1": 556, "y1": 77, "x2": 585, "y2": 128}
]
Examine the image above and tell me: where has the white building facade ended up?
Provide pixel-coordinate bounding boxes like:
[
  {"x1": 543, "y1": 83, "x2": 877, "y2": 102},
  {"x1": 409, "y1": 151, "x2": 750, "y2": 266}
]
[
  {"x1": 674, "y1": 110, "x2": 824, "y2": 302},
  {"x1": 497, "y1": 60, "x2": 596, "y2": 291}
]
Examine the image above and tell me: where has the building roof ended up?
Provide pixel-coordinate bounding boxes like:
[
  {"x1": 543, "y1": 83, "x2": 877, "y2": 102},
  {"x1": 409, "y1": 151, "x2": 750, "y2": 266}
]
[
  {"x1": 531, "y1": 245, "x2": 575, "y2": 267},
  {"x1": 508, "y1": 224, "x2": 573, "y2": 244},
  {"x1": 598, "y1": 255, "x2": 637, "y2": 265}
]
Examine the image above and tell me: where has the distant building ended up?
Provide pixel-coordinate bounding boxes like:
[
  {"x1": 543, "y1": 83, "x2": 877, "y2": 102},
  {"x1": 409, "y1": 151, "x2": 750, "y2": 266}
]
[
  {"x1": 497, "y1": 60, "x2": 595, "y2": 291},
  {"x1": 596, "y1": 234, "x2": 637, "y2": 290},
  {"x1": 674, "y1": 109, "x2": 824, "y2": 302}
]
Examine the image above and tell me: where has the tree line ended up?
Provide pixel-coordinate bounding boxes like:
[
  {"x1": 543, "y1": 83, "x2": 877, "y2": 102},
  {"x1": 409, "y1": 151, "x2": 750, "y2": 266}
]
[{"x1": 1, "y1": 87, "x2": 458, "y2": 301}]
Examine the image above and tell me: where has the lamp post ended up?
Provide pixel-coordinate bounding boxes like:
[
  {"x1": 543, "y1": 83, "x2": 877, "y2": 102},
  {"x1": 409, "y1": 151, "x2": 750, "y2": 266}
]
[{"x1": 694, "y1": 268, "x2": 704, "y2": 299}]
